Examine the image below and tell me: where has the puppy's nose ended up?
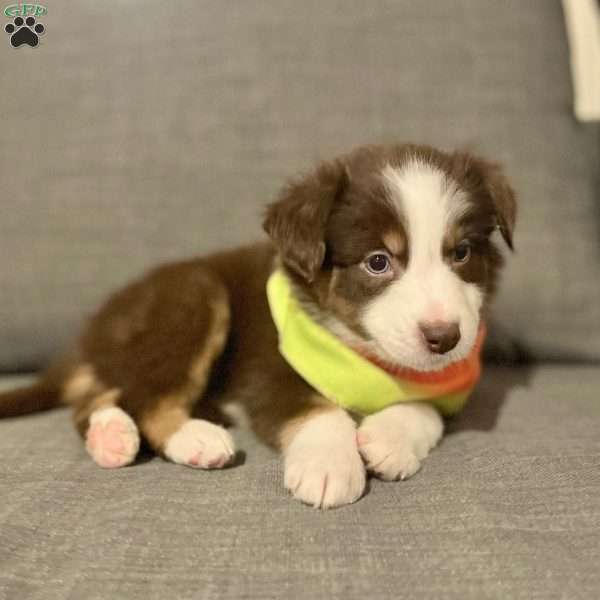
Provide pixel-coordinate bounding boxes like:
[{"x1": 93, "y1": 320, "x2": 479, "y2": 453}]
[{"x1": 419, "y1": 321, "x2": 460, "y2": 354}]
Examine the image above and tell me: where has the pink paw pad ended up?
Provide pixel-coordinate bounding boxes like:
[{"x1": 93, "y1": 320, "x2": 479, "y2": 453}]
[
  {"x1": 188, "y1": 453, "x2": 202, "y2": 467},
  {"x1": 86, "y1": 412, "x2": 139, "y2": 469},
  {"x1": 184, "y1": 452, "x2": 227, "y2": 469},
  {"x1": 356, "y1": 431, "x2": 369, "y2": 446}
]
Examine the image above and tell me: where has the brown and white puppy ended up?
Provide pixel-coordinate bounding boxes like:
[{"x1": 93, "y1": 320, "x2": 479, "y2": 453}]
[{"x1": 0, "y1": 143, "x2": 516, "y2": 509}]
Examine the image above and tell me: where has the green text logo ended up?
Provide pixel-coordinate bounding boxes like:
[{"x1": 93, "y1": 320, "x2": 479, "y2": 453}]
[{"x1": 4, "y1": 4, "x2": 46, "y2": 17}]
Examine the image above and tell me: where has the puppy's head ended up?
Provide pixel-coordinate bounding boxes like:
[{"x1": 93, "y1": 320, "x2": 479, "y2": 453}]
[{"x1": 264, "y1": 144, "x2": 516, "y2": 372}]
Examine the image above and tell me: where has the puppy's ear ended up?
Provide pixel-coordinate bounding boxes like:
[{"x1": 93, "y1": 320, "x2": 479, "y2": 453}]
[
  {"x1": 460, "y1": 154, "x2": 517, "y2": 250},
  {"x1": 263, "y1": 159, "x2": 348, "y2": 281}
]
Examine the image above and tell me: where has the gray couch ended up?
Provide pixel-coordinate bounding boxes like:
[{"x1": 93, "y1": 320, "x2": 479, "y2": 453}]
[{"x1": 1, "y1": 2, "x2": 599, "y2": 599}]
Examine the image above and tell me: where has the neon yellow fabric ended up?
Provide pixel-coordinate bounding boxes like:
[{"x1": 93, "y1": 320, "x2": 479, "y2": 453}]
[{"x1": 266, "y1": 269, "x2": 482, "y2": 417}]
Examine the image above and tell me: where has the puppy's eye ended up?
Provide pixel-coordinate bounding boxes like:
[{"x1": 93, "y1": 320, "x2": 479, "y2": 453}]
[
  {"x1": 364, "y1": 252, "x2": 391, "y2": 275},
  {"x1": 453, "y1": 241, "x2": 471, "y2": 264}
]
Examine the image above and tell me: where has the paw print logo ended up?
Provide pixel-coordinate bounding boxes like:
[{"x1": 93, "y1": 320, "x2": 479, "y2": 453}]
[{"x1": 5, "y1": 16, "x2": 45, "y2": 48}]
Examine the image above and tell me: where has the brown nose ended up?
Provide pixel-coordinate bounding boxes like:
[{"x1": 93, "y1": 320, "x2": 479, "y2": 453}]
[{"x1": 419, "y1": 321, "x2": 460, "y2": 354}]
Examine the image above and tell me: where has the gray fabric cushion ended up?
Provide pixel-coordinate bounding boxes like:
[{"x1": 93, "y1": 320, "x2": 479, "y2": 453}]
[
  {"x1": 0, "y1": 0, "x2": 598, "y2": 371},
  {"x1": 1, "y1": 365, "x2": 599, "y2": 599}
]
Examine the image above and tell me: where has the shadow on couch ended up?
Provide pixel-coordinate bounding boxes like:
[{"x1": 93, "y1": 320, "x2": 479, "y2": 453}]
[{"x1": 446, "y1": 361, "x2": 535, "y2": 434}]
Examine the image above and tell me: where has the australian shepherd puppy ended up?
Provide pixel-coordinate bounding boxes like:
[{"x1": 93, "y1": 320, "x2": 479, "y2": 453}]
[{"x1": 0, "y1": 143, "x2": 515, "y2": 509}]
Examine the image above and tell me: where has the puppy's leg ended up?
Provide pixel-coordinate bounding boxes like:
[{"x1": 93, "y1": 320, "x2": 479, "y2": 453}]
[
  {"x1": 140, "y1": 402, "x2": 234, "y2": 469},
  {"x1": 135, "y1": 283, "x2": 235, "y2": 469},
  {"x1": 356, "y1": 403, "x2": 443, "y2": 481},
  {"x1": 137, "y1": 302, "x2": 235, "y2": 469},
  {"x1": 66, "y1": 264, "x2": 234, "y2": 469},
  {"x1": 279, "y1": 403, "x2": 366, "y2": 509},
  {"x1": 65, "y1": 366, "x2": 140, "y2": 469}
]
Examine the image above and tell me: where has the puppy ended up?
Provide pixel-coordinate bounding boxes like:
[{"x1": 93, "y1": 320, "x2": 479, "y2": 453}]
[{"x1": 0, "y1": 143, "x2": 515, "y2": 509}]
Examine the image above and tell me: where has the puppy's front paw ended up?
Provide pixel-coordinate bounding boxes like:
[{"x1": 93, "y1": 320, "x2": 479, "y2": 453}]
[
  {"x1": 164, "y1": 419, "x2": 235, "y2": 469},
  {"x1": 357, "y1": 403, "x2": 443, "y2": 481},
  {"x1": 357, "y1": 431, "x2": 421, "y2": 481},
  {"x1": 283, "y1": 411, "x2": 366, "y2": 509},
  {"x1": 284, "y1": 445, "x2": 366, "y2": 509}
]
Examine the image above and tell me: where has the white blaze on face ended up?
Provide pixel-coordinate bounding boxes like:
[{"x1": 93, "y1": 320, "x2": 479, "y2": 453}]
[{"x1": 360, "y1": 161, "x2": 483, "y2": 371}]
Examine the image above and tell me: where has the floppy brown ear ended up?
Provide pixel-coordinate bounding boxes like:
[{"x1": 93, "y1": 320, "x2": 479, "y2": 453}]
[
  {"x1": 263, "y1": 159, "x2": 348, "y2": 281},
  {"x1": 460, "y1": 154, "x2": 517, "y2": 250}
]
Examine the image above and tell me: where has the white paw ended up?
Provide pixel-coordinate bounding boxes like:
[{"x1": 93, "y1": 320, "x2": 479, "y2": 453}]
[
  {"x1": 284, "y1": 411, "x2": 366, "y2": 509},
  {"x1": 86, "y1": 406, "x2": 140, "y2": 469},
  {"x1": 164, "y1": 419, "x2": 235, "y2": 469},
  {"x1": 357, "y1": 403, "x2": 443, "y2": 481}
]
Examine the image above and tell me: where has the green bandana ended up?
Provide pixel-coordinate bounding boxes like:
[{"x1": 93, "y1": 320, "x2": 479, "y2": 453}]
[{"x1": 266, "y1": 269, "x2": 483, "y2": 417}]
